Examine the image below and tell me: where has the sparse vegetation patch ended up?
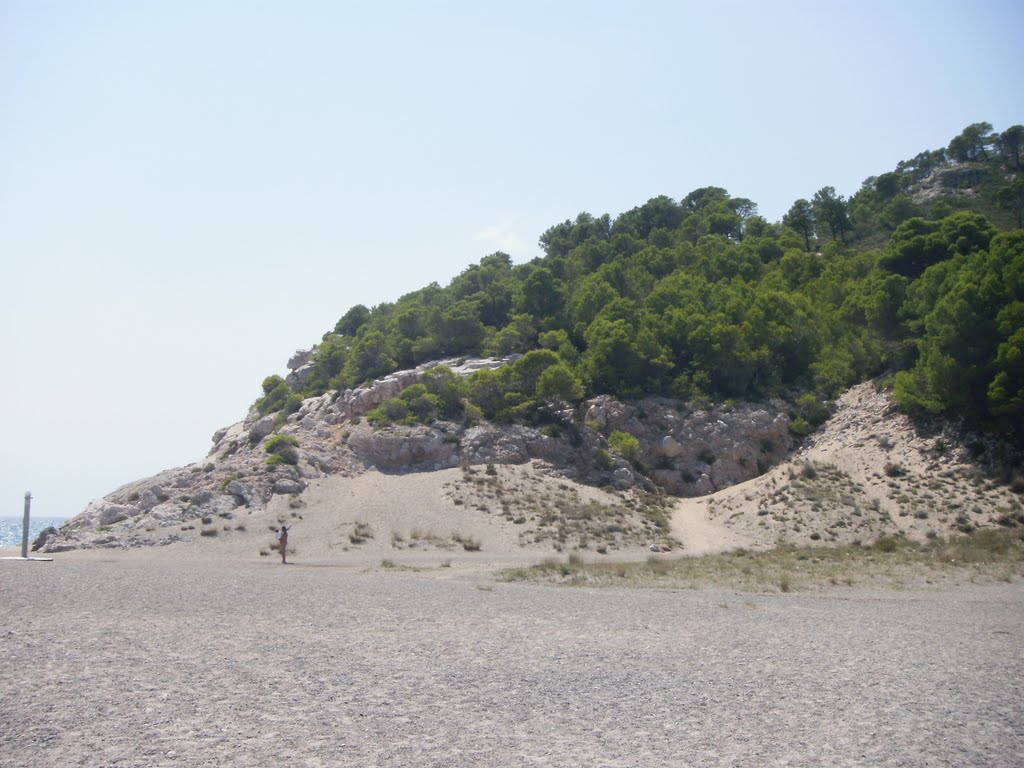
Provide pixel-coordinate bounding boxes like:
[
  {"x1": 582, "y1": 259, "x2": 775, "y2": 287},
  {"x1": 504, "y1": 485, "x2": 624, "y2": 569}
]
[
  {"x1": 501, "y1": 528, "x2": 1024, "y2": 591},
  {"x1": 444, "y1": 464, "x2": 677, "y2": 553}
]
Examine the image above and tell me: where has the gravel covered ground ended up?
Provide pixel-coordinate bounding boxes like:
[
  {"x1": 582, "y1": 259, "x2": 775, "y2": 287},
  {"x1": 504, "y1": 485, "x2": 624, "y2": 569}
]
[{"x1": 2, "y1": 555, "x2": 1022, "y2": 767}]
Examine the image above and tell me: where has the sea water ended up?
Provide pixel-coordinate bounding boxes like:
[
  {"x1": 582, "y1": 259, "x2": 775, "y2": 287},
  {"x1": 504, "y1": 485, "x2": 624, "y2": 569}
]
[{"x1": 0, "y1": 516, "x2": 67, "y2": 548}]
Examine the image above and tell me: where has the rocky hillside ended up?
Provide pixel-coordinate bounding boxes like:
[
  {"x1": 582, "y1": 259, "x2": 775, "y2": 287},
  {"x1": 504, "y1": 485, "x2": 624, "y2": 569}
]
[{"x1": 39, "y1": 355, "x2": 797, "y2": 553}]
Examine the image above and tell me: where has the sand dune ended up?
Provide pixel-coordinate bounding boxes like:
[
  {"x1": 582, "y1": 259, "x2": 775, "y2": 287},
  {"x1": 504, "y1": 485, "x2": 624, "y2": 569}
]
[{"x1": 672, "y1": 383, "x2": 1024, "y2": 555}]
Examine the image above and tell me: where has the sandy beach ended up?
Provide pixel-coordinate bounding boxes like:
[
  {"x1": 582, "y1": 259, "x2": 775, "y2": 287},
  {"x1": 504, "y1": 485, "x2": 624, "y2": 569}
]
[{"x1": 2, "y1": 549, "x2": 1022, "y2": 768}]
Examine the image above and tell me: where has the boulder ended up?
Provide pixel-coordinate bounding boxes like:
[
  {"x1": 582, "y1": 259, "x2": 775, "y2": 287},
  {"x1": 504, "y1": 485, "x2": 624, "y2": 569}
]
[
  {"x1": 346, "y1": 423, "x2": 459, "y2": 470},
  {"x1": 191, "y1": 490, "x2": 215, "y2": 505},
  {"x1": 297, "y1": 393, "x2": 333, "y2": 422},
  {"x1": 147, "y1": 500, "x2": 188, "y2": 523},
  {"x1": 249, "y1": 416, "x2": 277, "y2": 442},
  {"x1": 461, "y1": 425, "x2": 532, "y2": 465},
  {"x1": 45, "y1": 542, "x2": 79, "y2": 553},
  {"x1": 224, "y1": 480, "x2": 252, "y2": 504},
  {"x1": 287, "y1": 348, "x2": 314, "y2": 370},
  {"x1": 138, "y1": 488, "x2": 166, "y2": 510},
  {"x1": 612, "y1": 467, "x2": 635, "y2": 488},
  {"x1": 272, "y1": 478, "x2": 305, "y2": 495},
  {"x1": 659, "y1": 435, "x2": 685, "y2": 458},
  {"x1": 201, "y1": 495, "x2": 240, "y2": 518},
  {"x1": 99, "y1": 505, "x2": 135, "y2": 526},
  {"x1": 285, "y1": 362, "x2": 316, "y2": 390},
  {"x1": 209, "y1": 421, "x2": 249, "y2": 457}
]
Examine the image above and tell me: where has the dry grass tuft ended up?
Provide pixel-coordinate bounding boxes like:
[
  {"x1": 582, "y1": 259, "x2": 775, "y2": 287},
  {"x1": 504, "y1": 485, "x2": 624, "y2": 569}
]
[
  {"x1": 349, "y1": 521, "x2": 374, "y2": 545},
  {"x1": 454, "y1": 533, "x2": 482, "y2": 551}
]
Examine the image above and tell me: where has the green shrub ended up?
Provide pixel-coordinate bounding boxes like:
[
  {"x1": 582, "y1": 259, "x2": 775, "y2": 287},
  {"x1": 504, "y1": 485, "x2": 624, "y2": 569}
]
[
  {"x1": 366, "y1": 397, "x2": 410, "y2": 426},
  {"x1": 400, "y1": 383, "x2": 442, "y2": 422},
  {"x1": 265, "y1": 434, "x2": 298, "y2": 452},
  {"x1": 256, "y1": 375, "x2": 294, "y2": 415},
  {"x1": 400, "y1": 383, "x2": 429, "y2": 401},
  {"x1": 467, "y1": 367, "x2": 507, "y2": 419},
  {"x1": 789, "y1": 416, "x2": 811, "y2": 436},
  {"x1": 462, "y1": 400, "x2": 484, "y2": 424},
  {"x1": 507, "y1": 350, "x2": 560, "y2": 396},
  {"x1": 421, "y1": 366, "x2": 468, "y2": 418},
  {"x1": 542, "y1": 423, "x2": 563, "y2": 438},
  {"x1": 795, "y1": 394, "x2": 831, "y2": 426},
  {"x1": 536, "y1": 363, "x2": 585, "y2": 402},
  {"x1": 595, "y1": 449, "x2": 615, "y2": 471},
  {"x1": 608, "y1": 430, "x2": 641, "y2": 461}
]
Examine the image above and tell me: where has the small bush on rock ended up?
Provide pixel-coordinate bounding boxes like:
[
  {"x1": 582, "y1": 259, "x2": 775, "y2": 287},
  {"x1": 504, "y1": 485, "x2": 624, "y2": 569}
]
[
  {"x1": 265, "y1": 434, "x2": 299, "y2": 466},
  {"x1": 255, "y1": 375, "x2": 299, "y2": 416}
]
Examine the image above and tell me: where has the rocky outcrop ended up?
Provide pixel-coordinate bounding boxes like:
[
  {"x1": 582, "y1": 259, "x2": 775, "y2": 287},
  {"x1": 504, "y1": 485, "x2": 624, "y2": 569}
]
[
  {"x1": 30, "y1": 526, "x2": 57, "y2": 552},
  {"x1": 584, "y1": 396, "x2": 794, "y2": 495},
  {"x1": 346, "y1": 422, "x2": 462, "y2": 471},
  {"x1": 41, "y1": 355, "x2": 799, "y2": 552},
  {"x1": 284, "y1": 348, "x2": 317, "y2": 389},
  {"x1": 912, "y1": 164, "x2": 990, "y2": 203}
]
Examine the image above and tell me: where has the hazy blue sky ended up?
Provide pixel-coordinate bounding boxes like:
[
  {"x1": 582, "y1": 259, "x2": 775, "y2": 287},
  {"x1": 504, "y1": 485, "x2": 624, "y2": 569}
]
[{"x1": 2, "y1": 1, "x2": 1021, "y2": 519}]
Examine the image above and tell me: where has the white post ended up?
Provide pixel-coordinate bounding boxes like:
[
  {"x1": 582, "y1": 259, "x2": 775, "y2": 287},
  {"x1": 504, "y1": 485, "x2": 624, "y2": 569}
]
[{"x1": 21, "y1": 491, "x2": 32, "y2": 558}]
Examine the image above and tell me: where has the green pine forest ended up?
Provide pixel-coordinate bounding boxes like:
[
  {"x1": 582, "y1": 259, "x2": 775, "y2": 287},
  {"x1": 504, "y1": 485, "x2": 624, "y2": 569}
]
[{"x1": 257, "y1": 122, "x2": 1024, "y2": 444}]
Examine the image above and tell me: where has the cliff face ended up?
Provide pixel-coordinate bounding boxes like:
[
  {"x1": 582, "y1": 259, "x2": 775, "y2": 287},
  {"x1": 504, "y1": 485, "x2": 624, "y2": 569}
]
[{"x1": 41, "y1": 356, "x2": 796, "y2": 552}]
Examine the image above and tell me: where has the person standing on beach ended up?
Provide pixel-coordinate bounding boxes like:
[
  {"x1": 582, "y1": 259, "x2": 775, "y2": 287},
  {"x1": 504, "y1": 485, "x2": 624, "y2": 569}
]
[{"x1": 277, "y1": 526, "x2": 289, "y2": 564}]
